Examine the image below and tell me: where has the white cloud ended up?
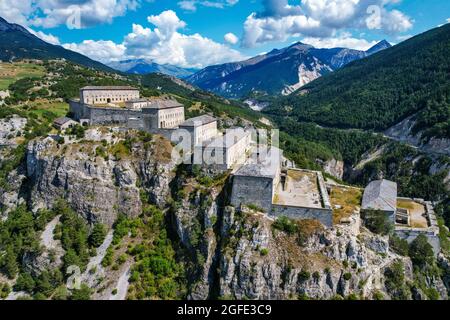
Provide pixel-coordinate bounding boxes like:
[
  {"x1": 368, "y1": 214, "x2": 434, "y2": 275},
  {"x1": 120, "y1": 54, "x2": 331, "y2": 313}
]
[
  {"x1": 0, "y1": 0, "x2": 34, "y2": 27},
  {"x1": 28, "y1": 28, "x2": 61, "y2": 45},
  {"x1": 63, "y1": 10, "x2": 246, "y2": 68},
  {"x1": 178, "y1": 0, "x2": 238, "y2": 12},
  {"x1": 224, "y1": 32, "x2": 239, "y2": 45},
  {"x1": 1, "y1": 0, "x2": 140, "y2": 29},
  {"x1": 302, "y1": 35, "x2": 378, "y2": 51},
  {"x1": 242, "y1": 0, "x2": 413, "y2": 48},
  {"x1": 63, "y1": 40, "x2": 126, "y2": 63}
]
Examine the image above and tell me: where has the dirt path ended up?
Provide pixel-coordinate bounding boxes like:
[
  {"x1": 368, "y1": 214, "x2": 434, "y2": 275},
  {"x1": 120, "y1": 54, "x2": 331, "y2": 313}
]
[
  {"x1": 109, "y1": 265, "x2": 131, "y2": 300},
  {"x1": 40, "y1": 215, "x2": 60, "y2": 249}
]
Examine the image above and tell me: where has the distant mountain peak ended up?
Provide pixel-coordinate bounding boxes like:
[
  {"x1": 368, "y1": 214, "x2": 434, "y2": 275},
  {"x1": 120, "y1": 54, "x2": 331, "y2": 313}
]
[
  {"x1": 366, "y1": 40, "x2": 392, "y2": 55},
  {"x1": 187, "y1": 40, "x2": 391, "y2": 98},
  {"x1": 107, "y1": 59, "x2": 196, "y2": 78}
]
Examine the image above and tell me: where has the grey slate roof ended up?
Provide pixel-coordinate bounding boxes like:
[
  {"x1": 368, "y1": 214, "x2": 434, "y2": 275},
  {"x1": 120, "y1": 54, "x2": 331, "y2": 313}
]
[
  {"x1": 147, "y1": 99, "x2": 183, "y2": 109},
  {"x1": 234, "y1": 146, "x2": 282, "y2": 178},
  {"x1": 127, "y1": 98, "x2": 149, "y2": 103},
  {"x1": 53, "y1": 117, "x2": 75, "y2": 126},
  {"x1": 80, "y1": 86, "x2": 138, "y2": 90},
  {"x1": 179, "y1": 115, "x2": 217, "y2": 127},
  {"x1": 362, "y1": 179, "x2": 397, "y2": 212}
]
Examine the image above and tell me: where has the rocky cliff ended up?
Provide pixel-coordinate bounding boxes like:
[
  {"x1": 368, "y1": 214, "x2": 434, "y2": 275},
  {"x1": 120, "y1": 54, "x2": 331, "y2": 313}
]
[
  {"x1": 1, "y1": 127, "x2": 448, "y2": 300},
  {"x1": 385, "y1": 115, "x2": 450, "y2": 157},
  {"x1": 25, "y1": 128, "x2": 175, "y2": 226}
]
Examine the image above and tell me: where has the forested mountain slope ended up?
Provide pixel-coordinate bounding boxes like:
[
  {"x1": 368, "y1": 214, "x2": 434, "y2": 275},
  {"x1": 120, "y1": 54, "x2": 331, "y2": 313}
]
[
  {"x1": 266, "y1": 24, "x2": 450, "y2": 137},
  {"x1": 0, "y1": 17, "x2": 113, "y2": 72}
]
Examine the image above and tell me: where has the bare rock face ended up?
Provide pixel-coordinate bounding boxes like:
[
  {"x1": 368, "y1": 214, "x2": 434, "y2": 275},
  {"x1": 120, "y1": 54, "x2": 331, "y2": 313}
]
[
  {"x1": 25, "y1": 131, "x2": 176, "y2": 227},
  {"x1": 0, "y1": 168, "x2": 27, "y2": 218},
  {"x1": 385, "y1": 115, "x2": 450, "y2": 156},
  {"x1": 0, "y1": 115, "x2": 27, "y2": 146},
  {"x1": 217, "y1": 208, "x2": 413, "y2": 300},
  {"x1": 170, "y1": 181, "x2": 223, "y2": 300},
  {"x1": 321, "y1": 158, "x2": 344, "y2": 180}
]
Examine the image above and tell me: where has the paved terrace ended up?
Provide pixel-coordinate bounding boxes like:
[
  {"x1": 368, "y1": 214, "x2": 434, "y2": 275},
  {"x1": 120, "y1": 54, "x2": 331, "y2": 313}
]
[{"x1": 274, "y1": 169, "x2": 324, "y2": 208}]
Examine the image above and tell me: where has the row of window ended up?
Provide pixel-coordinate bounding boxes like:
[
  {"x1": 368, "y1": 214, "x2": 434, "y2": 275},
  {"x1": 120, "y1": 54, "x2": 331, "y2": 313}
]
[
  {"x1": 162, "y1": 111, "x2": 184, "y2": 120},
  {"x1": 85, "y1": 94, "x2": 139, "y2": 103}
]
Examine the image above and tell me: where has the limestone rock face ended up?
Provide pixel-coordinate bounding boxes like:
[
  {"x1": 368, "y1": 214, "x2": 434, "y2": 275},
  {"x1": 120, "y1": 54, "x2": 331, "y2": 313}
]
[
  {"x1": 25, "y1": 131, "x2": 175, "y2": 227},
  {"x1": 0, "y1": 168, "x2": 27, "y2": 218},
  {"x1": 0, "y1": 115, "x2": 27, "y2": 146},
  {"x1": 322, "y1": 158, "x2": 344, "y2": 180},
  {"x1": 385, "y1": 114, "x2": 450, "y2": 156},
  {"x1": 171, "y1": 184, "x2": 223, "y2": 300},
  {"x1": 216, "y1": 208, "x2": 415, "y2": 300}
]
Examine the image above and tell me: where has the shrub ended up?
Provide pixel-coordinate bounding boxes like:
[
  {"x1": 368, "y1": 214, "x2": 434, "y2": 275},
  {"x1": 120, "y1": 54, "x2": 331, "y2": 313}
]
[
  {"x1": 362, "y1": 209, "x2": 393, "y2": 235},
  {"x1": 14, "y1": 273, "x2": 36, "y2": 293},
  {"x1": 373, "y1": 290, "x2": 384, "y2": 300},
  {"x1": 260, "y1": 248, "x2": 269, "y2": 256},
  {"x1": 298, "y1": 293, "x2": 310, "y2": 300},
  {"x1": 312, "y1": 271, "x2": 320, "y2": 281},
  {"x1": 246, "y1": 203, "x2": 266, "y2": 213},
  {"x1": 272, "y1": 216, "x2": 298, "y2": 234},
  {"x1": 389, "y1": 235, "x2": 409, "y2": 256},
  {"x1": 384, "y1": 260, "x2": 410, "y2": 300},
  {"x1": 298, "y1": 270, "x2": 311, "y2": 282},
  {"x1": 89, "y1": 223, "x2": 107, "y2": 248},
  {"x1": 66, "y1": 124, "x2": 86, "y2": 139},
  {"x1": 70, "y1": 284, "x2": 91, "y2": 300},
  {"x1": 343, "y1": 273, "x2": 352, "y2": 281},
  {"x1": 409, "y1": 234, "x2": 434, "y2": 268}
]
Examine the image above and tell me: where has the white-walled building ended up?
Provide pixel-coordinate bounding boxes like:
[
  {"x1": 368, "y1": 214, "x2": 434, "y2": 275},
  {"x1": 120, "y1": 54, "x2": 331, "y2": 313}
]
[
  {"x1": 197, "y1": 128, "x2": 252, "y2": 170},
  {"x1": 142, "y1": 100, "x2": 185, "y2": 129},
  {"x1": 125, "y1": 98, "x2": 150, "y2": 110},
  {"x1": 80, "y1": 86, "x2": 140, "y2": 105},
  {"x1": 179, "y1": 115, "x2": 218, "y2": 146}
]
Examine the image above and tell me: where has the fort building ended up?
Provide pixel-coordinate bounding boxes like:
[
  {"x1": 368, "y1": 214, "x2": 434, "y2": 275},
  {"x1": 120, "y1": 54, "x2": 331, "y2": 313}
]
[
  {"x1": 361, "y1": 179, "x2": 397, "y2": 222},
  {"x1": 53, "y1": 117, "x2": 78, "y2": 131},
  {"x1": 195, "y1": 128, "x2": 252, "y2": 171},
  {"x1": 69, "y1": 86, "x2": 185, "y2": 129},
  {"x1": 230, "y1": 147, "x2": 333, "y2": 228},
  {"x1": 179, "y1": 115, "x2": 218, "y2": 146},
  {"x1": 142, "y1": 100, "x2": 185, "y2": 129},
  {"x1": 362, "y1": 179, "x2": 440, "y2": 255},
  {"x1": 80, "y1": 86, "x2": 140, "y2": 105},
  {"x1": 125, "y1": 98, "x2": 150, "y2": 110}
]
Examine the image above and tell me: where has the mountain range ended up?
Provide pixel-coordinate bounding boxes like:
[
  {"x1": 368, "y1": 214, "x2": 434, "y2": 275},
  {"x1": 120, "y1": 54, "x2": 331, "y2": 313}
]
[
  {"x1": 187, "y1": 40, "x2": 391, "y2": 98},
  {"x1": 0, "y1": 17, "x2": 113, "y2": 72},
  {"x1": 107, "y1": 59, "x2": 197, "y2": 78},
  {"x1": 265, "y1": 23, "x2": 450, "y2": 141}
]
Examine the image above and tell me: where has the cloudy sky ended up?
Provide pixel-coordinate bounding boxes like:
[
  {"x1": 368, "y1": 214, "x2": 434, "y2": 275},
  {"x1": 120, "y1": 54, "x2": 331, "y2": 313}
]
[{"x1": 1, "y1": 0, "x2": 449, "y2": 68}]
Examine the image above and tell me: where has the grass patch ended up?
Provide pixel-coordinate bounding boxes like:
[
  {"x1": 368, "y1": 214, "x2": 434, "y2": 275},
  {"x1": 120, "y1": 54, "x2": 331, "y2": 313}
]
[
  {"x1": 0, "y1": 62, "x2": 45, "y2": 91},
  {"x1": 331, "y1": 186, "x2": 362, "y2": 224}
]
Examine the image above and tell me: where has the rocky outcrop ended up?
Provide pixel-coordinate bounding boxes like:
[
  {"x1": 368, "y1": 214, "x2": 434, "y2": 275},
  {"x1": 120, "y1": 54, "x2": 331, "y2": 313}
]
[
  {"x1": 25, "y1": 129, "x2": 176, "y2": 227},
  {"x1": 320, "y1": 158, "x2": 344, "y2": 180},
  {"x1": 0, "y1": 167, "x2": 27, "y2": 218},
  {"x1": 0, "y1": 115, "x2": 26, "y2": 146},
  {"x1": 22, "y1": 216, "x2": 64, "y2": 276},
  {"x1": 217, "y1": 208, "x2": 416, "y2": 300},
  {"x1": 385, "y1": 115, "x2": 450, "y2": 156}
]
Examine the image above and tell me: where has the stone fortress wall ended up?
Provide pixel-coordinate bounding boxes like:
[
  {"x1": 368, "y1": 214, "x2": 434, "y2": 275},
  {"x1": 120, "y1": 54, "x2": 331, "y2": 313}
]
[{"x1": 395, "y1": 197, "x2": 441, "y2": 256}]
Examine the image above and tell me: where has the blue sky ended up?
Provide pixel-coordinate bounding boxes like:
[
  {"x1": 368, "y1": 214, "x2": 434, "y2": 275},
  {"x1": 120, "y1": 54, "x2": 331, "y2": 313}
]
[{"x1": 1, "y1": 0, "x2": 449, "y2": 68}]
